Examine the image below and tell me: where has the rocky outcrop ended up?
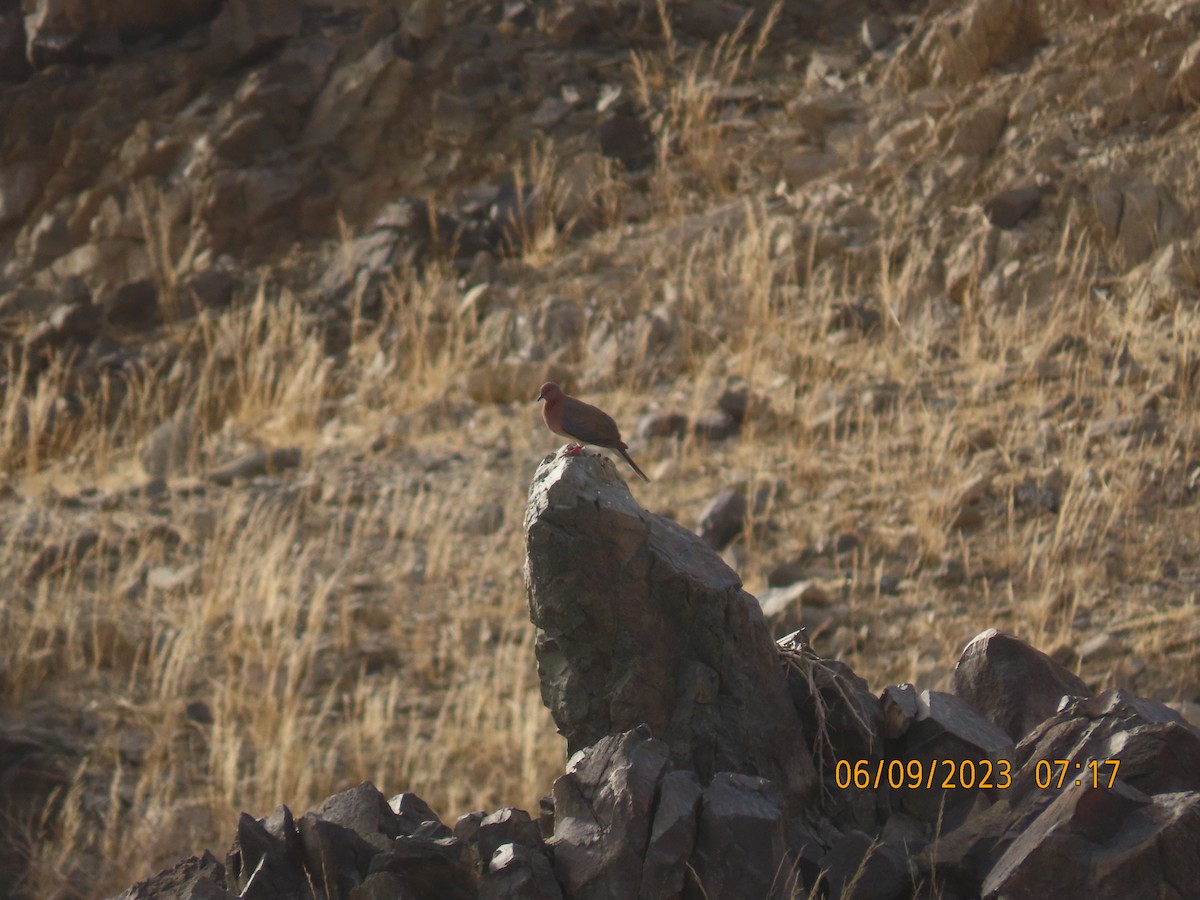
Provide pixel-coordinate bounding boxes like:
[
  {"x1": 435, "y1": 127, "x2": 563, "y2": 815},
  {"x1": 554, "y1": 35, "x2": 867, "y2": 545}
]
[{"x1": 523, "y1": 450, "x2": 817, "y2": 805}]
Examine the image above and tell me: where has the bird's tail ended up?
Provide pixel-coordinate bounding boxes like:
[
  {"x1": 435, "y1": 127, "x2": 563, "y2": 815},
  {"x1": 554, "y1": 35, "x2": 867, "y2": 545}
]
[{"x1": 619, "y1": 448, "x2": 650, "y2": 482}]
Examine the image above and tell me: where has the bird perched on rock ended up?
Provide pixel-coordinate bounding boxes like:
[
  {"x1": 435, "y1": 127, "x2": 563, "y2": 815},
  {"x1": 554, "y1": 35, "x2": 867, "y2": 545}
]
[{"x1": 537, "y1": 382, "x2": 649, "y2": 482}]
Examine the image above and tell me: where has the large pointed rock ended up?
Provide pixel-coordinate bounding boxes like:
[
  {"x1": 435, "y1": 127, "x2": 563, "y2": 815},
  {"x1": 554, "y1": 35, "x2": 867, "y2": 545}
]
[{"x1": 524, "y1": 452, "x2": 815, "y2": 804}]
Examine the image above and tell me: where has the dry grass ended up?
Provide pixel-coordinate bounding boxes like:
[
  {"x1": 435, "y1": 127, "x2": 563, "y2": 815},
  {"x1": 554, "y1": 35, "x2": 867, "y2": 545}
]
[{"x1": 5, "y1": 9, "x2": 1200, "y2": 899}]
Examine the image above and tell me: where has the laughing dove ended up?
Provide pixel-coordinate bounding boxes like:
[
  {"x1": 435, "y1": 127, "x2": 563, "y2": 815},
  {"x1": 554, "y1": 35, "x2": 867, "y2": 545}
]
[{"x1": 537, "y1": 382, "x2": 649, "y2": 482}]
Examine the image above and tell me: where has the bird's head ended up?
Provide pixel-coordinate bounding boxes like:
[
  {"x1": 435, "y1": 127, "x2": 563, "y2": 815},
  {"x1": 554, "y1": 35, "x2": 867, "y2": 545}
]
[{"x1": 537, "y1": 382, "x2": 562, "y2": 403}]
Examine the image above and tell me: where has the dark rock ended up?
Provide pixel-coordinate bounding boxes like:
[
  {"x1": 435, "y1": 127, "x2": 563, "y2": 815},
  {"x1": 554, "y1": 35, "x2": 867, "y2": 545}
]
[
  {"x1": 481, "y1": 841, "x2": 563, "y2": 900},
  {"x1": 551, "y1": 727, "x2": 669, "y2": 900},
  {"x1": 983, "y1": 185, "x2": 1042, "y2": 228},
  {"x1": 638, "y1": 410, "x2": 689, "y2": 439},
  {"x1": 640, "y1": 770, "x2": 702, "y2": 898},
  {"x1": 350, "y1": 871, "x2": 421, "y2": 899},
  {"x1": 315, "y1": 782, "x2": 408, "y2": 853},
  {"x1": 821, "y1": 829, "x2": 908, "y2": 900},
  {"x1": 225, "y1": 806, "x2": 307, "y2": 897},
  {"x1": 29, "y1": 212, "x2": 73, "y2": 262},
  {"x1": 208, "y1": 447, "x2": 302, "y2": 485},
  {"x1": 691, "y1": 410, "x2": 740, "y2": 441},
  {"x1": 982, "y1": 782, "x2": 1200, "y2": 898},
  {"x1": 24, "y1": 0, "x2": 219, "y2": 67},
  {"x1": 861, "y1": 14, "x2": 894, "y2": 52},
  {"x1": 208, "y1": 0, "x2": 303, "y2": 70},
  {"x1": 0, "y1": 161, "x2": 41, "y2": 226},
  {"x1": 880, "y1": 684, "x2": 920, "y2": 740},
  {"x1": 0, "y1": 7, "x2": 30, "y2": 83},
  {"x1": 954, "y1": 629, "x2": 1090, "y2": 741},
  {"x1": 110, "y1": 850, "x2": 232, "y2": 900},
  {"x1": 298, "y1": 812, "x2": 378, "y2": 897},
  {"x1": 889, "y1": 690, "x2": 1014, "y2": 826},
  {"x1": 696, "y1": 488, "x2": 747, "y2": 551},
  {"x1": 102, "y1": 279, "x2": 161, "y2": 328},
  {"x1": 49, "y1": 299, "x2": 103, "y2": 342},
  {"x1": 477, "y1": 808, "x2": 543, "y2": 864},
  {"x1": 691, "y1": 773, "x2": 792, "y2": 899},
  {"x1": 597, "y1": 101, "x2": 653, "y2": 171},
  {"x1": 759, "y1": 580, "x2": 837, "y2": 637},
  {"x1": 463, "y1": 502, "x2": 505, "y2": 536},
  {"x1": 371, "y1": 832, "x2": 475, "y2": 900},
  {"x1": 181, "y1": 268, "x2": 238, "y2": 312},
  {"x1": 525, "y1": 454, "x2": 815, "y2": 799}
]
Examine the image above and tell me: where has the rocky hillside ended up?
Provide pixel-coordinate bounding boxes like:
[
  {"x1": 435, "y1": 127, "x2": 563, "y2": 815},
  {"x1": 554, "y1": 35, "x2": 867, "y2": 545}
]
[{"x1": 3, "y1": 0, "x2": 1200, "y2": 895}]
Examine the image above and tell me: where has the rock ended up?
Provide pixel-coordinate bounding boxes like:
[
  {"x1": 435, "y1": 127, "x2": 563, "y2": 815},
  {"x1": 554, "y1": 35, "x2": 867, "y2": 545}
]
[
  {"x1": 889, "y1": 689, "x2": 1014, "y2": 826},
  {"x1": 551, "y1": 727, "x2": 669, "y2": 899},
  {"x1": 640, "y1": 769, "x2": 702, "y2": 899},
  {"x1": 463, "y1": 502, "x2": 505, "y2": 536},
  {"x1": 110, "y1": 850, "x2": 231, "y2": 900},
  {"x1": 180, "y1": 268, "x2": 238, "y2": 313},
  {"x1": 942, "y1": 104, "x2": 1007, "y2": 157},
  {"x1": 525, "y1": 453, "x2": 816, "y2": 799},
  {"x1": 48, "y1": 298, "x2": 102, "y2": 342},
  {"x1": 781, "y1": 149, "x2": 840, "y2": 186},
  {"x1": 208, "y1": 0, "x2": 302, "y2": 70},
  {"x1": 880, "y1": 683, "x2": 921, "y2": 740},
  {"x1": 960, "y1": 426, "x2": 998, "y2": 455},
  {"x1": 716, "y1": 384, "x2": 767, "y2": 427},
  {"x1": 597, "y1": 101, "x2": 653, "y2": 172},
  {"x1": 696, "y1": 488, "x2": 747, "y2": 551},
  {"x1": 928, "y1": 0, "x2": 1044, "y2": 85},
  {"x1": 983, "y1": 186, "x2": 1041, "y2": 228},
  {"x1": 821, "y1": 829, "x2": 908, "y2": 900},
  {"x1": 861, "y1": 15, "x2": 894, "y2": 52},
  {"x1": 638, "y1": 410, "x2": 689, "y2": 439},
  {"x1": 1175, "y1": 39, "x2": 1200, "y2": 107},
  {"x1": 690, "y1": 773, "x2": 791, "y2": 900},
  {"x1": 758, "y1": 581, "x2": 835, "y2": 637},
  {"x1": 982, "y1": 783, "x2": 1200, "y2": 898},
  {"x1": 0, "y1": 7, "x2": 30, "y2": 83},
  {"x1": 783, "y1": 652, "x2": 882, "y2": 792},
  {"x1": 23, "y1": 0, "x2": 218, "y2": 67},
  {"x1": 477, "y1": 808, "x2": 544, "y2": 865},
  {"x1": 402, "y1": 0, "x2": 442, "y2": 42},
  {"x1": 0, "y1": 161, "x2": 42, "y2": 227},
  {"x1": 691, "y1": 409, "x2": 739, "y2": 441},
  {"x1": 29, "y1": 212, "x2": 73, "y2": 263},
  {"x1": 1093, "y1": 176, "x2": 1188, "y2": 267},
  {"x1": 954, "y1": 629, "x2": 1090, "y2": 742},
  {"x1": 207, "y1": 447, "x2": 301, "y2": 485},
  {"x1": 302, "y1": 35, "x2": 413, "y2": 155},
  {"x1": 140, "y1": 410, "x2": 198, "y2": 479},
  {"x1": 481, "y1": 841, "x2": 563, "y2": 900},
  {"x1": 101, "y1": 278, "x2": 160, "y2": 327}
]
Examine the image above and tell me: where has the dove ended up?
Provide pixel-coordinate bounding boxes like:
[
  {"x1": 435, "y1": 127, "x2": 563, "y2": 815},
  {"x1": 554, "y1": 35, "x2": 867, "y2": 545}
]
[{"x1": 537, "y1": 382, "x2": 649, "y2": 482}]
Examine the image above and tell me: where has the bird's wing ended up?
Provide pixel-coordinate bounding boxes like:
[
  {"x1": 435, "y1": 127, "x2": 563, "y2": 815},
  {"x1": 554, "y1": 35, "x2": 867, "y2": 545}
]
[{"x1": 559, "y1": 398, "x2": 621, "y2": 446}]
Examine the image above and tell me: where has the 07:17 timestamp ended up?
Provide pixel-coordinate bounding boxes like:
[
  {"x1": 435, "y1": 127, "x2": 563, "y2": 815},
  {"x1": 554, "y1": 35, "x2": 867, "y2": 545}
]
[{"x1": 1035, "y1": 758, "x2": 1120, "y2": 789}]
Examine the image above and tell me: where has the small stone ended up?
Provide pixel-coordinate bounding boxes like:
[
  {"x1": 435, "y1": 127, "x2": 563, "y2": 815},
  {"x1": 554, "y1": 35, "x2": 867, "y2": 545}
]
[
  {"x1": 697, "y1": 488, "x2": 747, "y2": 551},
  {"x1": 984, "y1": 185, "x2": 1042, "y2": 228},
  {"x1": 638, "y1": 411, "x2": 689, "y2": 439},
  {"x1": 691, "y1": 410, "x2": 739, "y2": 441},
  {"x1": 861, "y1": 14, "x2": 894, "y2": 52},
  {"x1": 463, "y1": 503, "x2": 504, "y2": 536}
]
